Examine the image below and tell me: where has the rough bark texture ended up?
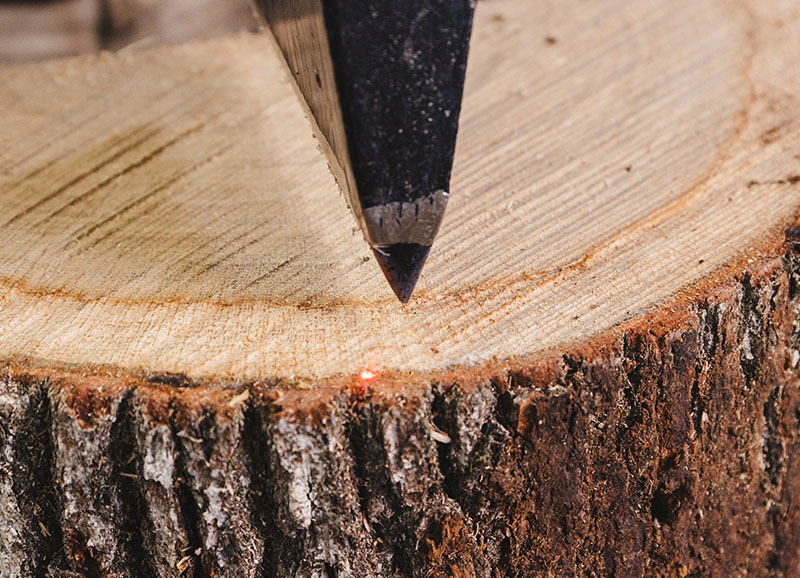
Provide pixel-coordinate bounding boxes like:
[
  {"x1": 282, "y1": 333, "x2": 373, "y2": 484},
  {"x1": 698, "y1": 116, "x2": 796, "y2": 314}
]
[{"x1": 1, "y1": 231, "x2": 800, "y2": 576}]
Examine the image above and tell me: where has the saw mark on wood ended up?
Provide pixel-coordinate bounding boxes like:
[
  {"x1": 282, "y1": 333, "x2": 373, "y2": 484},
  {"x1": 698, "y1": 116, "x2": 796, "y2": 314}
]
[
  {"x1": 2, "y1": 125, "x2": 159, "y2": 228},
  {"x1": 415, "y1": 26, "x2": 759, "y2": 335},
  {"x1": 32, "y1": 121, "x2": 210, "y2": 229},
  {"x1": 240, "y1": 256, "x2": 298, "y2": 293},
  {"x1": 69, "y1": 141, "x2": 236, "y2": 253},
  {"x1": 1, "y1": 1, "x2": 800, "y2": 381},
  {"x1": 181, "y1": 226, "x2": 286, "y2": 283},
  {"x1": 172, "y1": 207, "x2": 290, "y2": 280},
  {"x1": 0, "y1": 60, "x2": 206, "y2": 180}
]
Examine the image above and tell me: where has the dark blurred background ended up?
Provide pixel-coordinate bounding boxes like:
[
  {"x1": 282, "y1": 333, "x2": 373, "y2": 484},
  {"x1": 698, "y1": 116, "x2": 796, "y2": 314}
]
[{"x1": 0, "y1": 0, "x2": 259, "y2": 63}]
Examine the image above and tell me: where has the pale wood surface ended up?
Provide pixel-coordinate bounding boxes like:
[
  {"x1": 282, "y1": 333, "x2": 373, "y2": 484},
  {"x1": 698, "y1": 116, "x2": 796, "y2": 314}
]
[{"x1": 1, "y1": 0, "x2": 799, "y2": 381}]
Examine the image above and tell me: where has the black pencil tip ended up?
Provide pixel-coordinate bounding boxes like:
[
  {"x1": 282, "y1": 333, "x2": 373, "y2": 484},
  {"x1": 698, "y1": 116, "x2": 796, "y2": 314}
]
[{"x1": 372, "y1": 243, "x2": 431, "y2": 303}]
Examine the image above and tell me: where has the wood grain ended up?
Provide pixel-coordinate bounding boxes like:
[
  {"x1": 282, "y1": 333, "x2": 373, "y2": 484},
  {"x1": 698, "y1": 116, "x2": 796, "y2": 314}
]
[
  {"x1": 2, "y1": 1, "x2": 800, "y2": 575},
  {"x1": 1, "y1": 0, "x2": 799, "y2": 380},
  {"x1": 2, "y1": 245, "x2": 800, "y2": 577}
]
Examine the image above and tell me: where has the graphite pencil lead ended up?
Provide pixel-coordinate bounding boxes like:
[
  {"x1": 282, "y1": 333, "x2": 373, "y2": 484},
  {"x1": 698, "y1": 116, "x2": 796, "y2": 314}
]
[
  {"x1": 372, "y1": 244, "x2": 431, "y2": 304},
  {"x1": 256, "y1": 0, "x2": 475, "y2": 301}
]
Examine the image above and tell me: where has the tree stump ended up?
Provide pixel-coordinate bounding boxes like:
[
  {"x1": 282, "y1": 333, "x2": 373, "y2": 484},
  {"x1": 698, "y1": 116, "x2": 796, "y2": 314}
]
[{"x1": 1, "y1": 0, "x2": 800, "y2": 576}]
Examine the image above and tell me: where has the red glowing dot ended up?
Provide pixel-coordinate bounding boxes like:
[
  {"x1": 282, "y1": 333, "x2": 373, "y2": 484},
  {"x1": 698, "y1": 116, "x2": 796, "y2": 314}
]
[{"x1": 359, "y1": 368, "x2": 378, "y2": 383}]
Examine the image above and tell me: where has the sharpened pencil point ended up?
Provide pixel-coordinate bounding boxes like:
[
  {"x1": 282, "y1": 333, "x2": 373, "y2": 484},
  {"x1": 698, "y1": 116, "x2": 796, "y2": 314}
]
[
  {"x1": 372, "y1": 244, "x2": 431, "y2": 303},
  {"x1": 257, "y1": 0, "x2": 474, "y2": 301}
]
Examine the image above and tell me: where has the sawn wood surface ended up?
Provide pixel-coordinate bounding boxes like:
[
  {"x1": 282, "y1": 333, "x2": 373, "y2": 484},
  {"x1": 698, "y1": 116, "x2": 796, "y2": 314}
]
[
  {"x1": 1, "y1": 1, "x2": 800, "y2": 577},
  {"x1": 1, "y1": 0, "x2": 799, "y2": 380}
]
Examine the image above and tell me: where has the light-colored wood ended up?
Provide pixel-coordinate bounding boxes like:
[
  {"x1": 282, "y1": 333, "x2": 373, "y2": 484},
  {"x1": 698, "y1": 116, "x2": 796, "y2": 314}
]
[
  {"x1": 1, "y1": 0, "x2": 799, "y2": 381},
  {"x1": 253, "y1": 0, "x2": 361, "y2": 242}
]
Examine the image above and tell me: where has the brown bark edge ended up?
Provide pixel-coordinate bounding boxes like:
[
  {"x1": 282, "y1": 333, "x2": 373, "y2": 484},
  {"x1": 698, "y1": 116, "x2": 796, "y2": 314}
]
[{"x1": 2, "y1": 225, "x2": 800, "y2": 578}]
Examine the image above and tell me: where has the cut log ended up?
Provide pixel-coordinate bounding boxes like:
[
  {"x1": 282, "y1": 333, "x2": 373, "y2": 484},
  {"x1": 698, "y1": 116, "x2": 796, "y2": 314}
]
[{"x1": 1, "y1": 0, "x2": 800, "y2": 576}]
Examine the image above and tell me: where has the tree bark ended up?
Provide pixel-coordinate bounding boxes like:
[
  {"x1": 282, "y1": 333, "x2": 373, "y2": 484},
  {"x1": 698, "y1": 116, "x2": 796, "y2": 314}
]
[
  {"x1": 2, "y1": 247, "x2": 800, "y2": 576},
  {"x1": 1, "y1": 0, "x2": 800, "y2": 575}
]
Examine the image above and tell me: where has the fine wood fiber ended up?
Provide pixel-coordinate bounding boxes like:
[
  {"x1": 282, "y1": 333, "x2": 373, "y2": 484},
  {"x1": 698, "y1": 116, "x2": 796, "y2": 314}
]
[{"x1": 1, "y1": 0, "x2": 800, "y2": 575}]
